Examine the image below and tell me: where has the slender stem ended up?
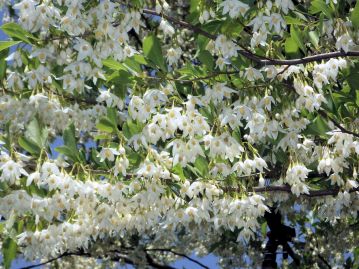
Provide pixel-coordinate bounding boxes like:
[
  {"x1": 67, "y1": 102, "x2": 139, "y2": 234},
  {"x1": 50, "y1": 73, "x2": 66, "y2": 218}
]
[
  {"x1": 20, "y1": 253, "x2": 73, "y2": 269},
  {"x1": 142, "y1": 9, "x2": 359, "y2": 66},
  {"x1": 20, "y1": 250, "x2": 175, "y2": 269},
  {"x1": 252, "y1": 185, "x2": 359, "y2": 197},
  {"x1": 318, "y1": 110, "x2": 359, "y2": 138},
  {"x1": 146, "y1": 248, "x2": 210, "y2": 269}
]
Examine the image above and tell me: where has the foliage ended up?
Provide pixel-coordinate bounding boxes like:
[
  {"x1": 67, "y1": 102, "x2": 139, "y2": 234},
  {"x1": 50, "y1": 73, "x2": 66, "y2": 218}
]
[{"x1": 0, "y1": 0, "x2": 358, "y2": 268}]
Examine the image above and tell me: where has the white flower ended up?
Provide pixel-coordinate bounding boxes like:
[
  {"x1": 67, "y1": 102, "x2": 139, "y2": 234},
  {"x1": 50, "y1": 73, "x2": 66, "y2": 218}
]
[
  {"x1": 254, "y1": 157, "x2": 267, "y2": 172},
  {"x1": 250, "y1": 30, "x2": 268, "y2": 48},
  {"x1": 244, "y1": 67, "x2": 264, "y2": 81},
  {"x1": 0, "y1": 160, "x2": 28, "y2": 185},
  {"x1": 260, "y1": 96, "x2": 275, "y2": 111},
  {"x1": 73, "y1": 38, "x2": 93, "y2": 61},
  {"x1": 166, "y1": 47, "x2": 182, "y2": 66},
  {"x1": 6, "y1": 51, "x2": 23, "y2": 67},
  {"x1": 215, "y1": 57, "x2": 226, "y2": 70},
  {"x1": 263, "y1": 66, "x2": 278, "y2": 79},
  {"x1": 268, "y1": 13, "x2": 286, "y2": 33},
  {"x1": 329, "y1": 173, "x2": 344, "y2": 186},
  {"x1": 26, "y1": 171, "x2": 41, "y2": 186},
  {"x1": 96, "y1": 91, "x2": 124, "y2": 110},
  {"x1": 274, "y1": 0, "x2": 294, "y2": 14},
  {"x1": 285, "y1": 164, "x2": 311, "y2": 196},
  {"x1": 215, "y1": 35, "x2": 239, "y2": 58},
  {"x1": 41, "y1": 162, "x2": 60, "y2": 180},
  {"x1": 199, "y1": 10, "x2": 210, "y2": 24},
  {"x1": 220, "y1": 0, "x2": 249, "y2": 18},
  {"x1": 98, "y1": 148, "x2": 120, "y2": 162},
  {"x1": 160, "y1": 83, "x2": 175, "y2": 95},
  {"x1": 335, "y1": 33, "x2": 354, "y2": 52},
  {"x1": 113, "y1": 157, "x2": 129, "y2": 177},
  {"x1": 318, "y1": 157, "x2": 333, "y2": 176},
  {"x1": 159, "y1": 19, "x2": 175, "y2": 36},
  {"x1": 30, "y1": 49, "x2": 51, "y2": 64}
]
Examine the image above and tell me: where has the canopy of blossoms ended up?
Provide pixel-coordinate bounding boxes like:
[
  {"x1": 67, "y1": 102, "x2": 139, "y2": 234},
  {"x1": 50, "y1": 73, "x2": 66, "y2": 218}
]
[{"x1": 0, "y1": 0, "x2": 358, "y2": 268}]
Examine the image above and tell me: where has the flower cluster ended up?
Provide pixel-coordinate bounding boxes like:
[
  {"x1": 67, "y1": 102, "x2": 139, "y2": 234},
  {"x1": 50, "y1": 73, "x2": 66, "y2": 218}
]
[{"x1": 0, "y1": 0, "x2": 358, "y2": 268}]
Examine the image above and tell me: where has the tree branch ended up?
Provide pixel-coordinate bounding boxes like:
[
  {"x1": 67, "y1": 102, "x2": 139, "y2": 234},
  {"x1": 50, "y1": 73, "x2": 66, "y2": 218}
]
[
  {"x1": 20, "y1": 253, "x2": 72, "y2": 269},
  {"x1": 279, "y1": 82, "x2": 359, "y2": 138},
  {"x1": 145, "y1": 253, "x2": 177, "y2": 269},
  {"x1": 252, "y1": 185, "x2": 359, "y2": 197},
  {"x1": 318, "y1": 110, "x2": 359, "y2": 138},
  {"x1": 142, "y1": 9, "x2": 359, "y2": 66},
  {"x1": 19, "y1": 249, "x2": 175, "y2": 269},
  {"x1": 146, "y1": 248, "x2": 210, "y2": 269}
]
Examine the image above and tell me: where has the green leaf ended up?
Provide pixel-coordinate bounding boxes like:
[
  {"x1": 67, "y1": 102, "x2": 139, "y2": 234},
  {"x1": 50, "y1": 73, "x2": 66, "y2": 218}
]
[
  {"x1": 202, "y1": 20, "x2": 222, "y2": 34},
  {"x1": 0, "y1": 49, "x2": 8, "y2": 80},
  {"x1": 198, "y1": 50, "x2": 214, "y2": 71},
  {"x1": 190, "y1": 0, "x2": 200, "y2": 13},
  {"x1": 305, "y1": 116, "x2": 330, "y2": 136},
  {"x1": 291, "y1": 26, "x2": 306, "y2": 53},
  {"x1": 63, "y1": 123, "x2": 77, "y2": 150},
  {"x1": 97, "y1": 117, "x2": 115, "y2": 133},
  {"x1": 143, "y1": 35, "x2": 167, "y2": 71},
  {"x1": 351, "y1": 1, "x2": 359, "y2": 28},
  {"x1": 261, "y1": 222, "x2": 267, "y2": 237},
  {"x1": 2, "y1": 237, "x2": 17, "y2": 269},
  {"x1": 309, "y1": 0, "x2": 333, "y2": 18},
  {"x1": 110, "y1": 70, "x2": 131, "y2": 99},
  {"x1": 285, "y1": 37, "x2": 299, "y2": 55},
  {"x1": 122, "y1": 120, "x2": 142, "y2": 139},
  {"x1": 24, "y1": 118, "x2": 48, "y2": 149},
  {"x1": 0, "y1": 41, "x2": 21, "y2": 52},
  {"x1": 347, "y1": 63, "x2": 359, "y2": 92},
  {"x1": 172, "y1": 164, "x2": 185, "y2": 180},
  {"x1": 104, "y1": 57, "x2": 143, "y2": 74},
  {"x1": 356, "y1": 90, "x2": 359, "y2": 107},
  {"x1": 107, "y1": 107, "x2": 118, "y2": 126},
  {"x1": 1, "y1": 23, "x2": 38, "y2": 44},
  {"x1": 102, "y1": 58, "x2": 124, "y2": 70},
  {"x1": 284, "y1": 16, "x2": 306, "y2": 25},
  {"x1": 220, "y1": 20, "x2": 244, "y2": 37},
  {"x1": 55, "y1": 146, "x2": 77, "y2": 161},
  {"x1": 194, "y1": 156, "x2": 209, "y2": 177},
  {"x1": 57, "y1": 123, "x2": 81, "y2": 162},
  {"x1": 18, "y1": 136, "x2": 41, "y2": 155},
  {"x1": 123, "y1": 57, "x2": 142, "y2": 73},
  {"x1": 133, "y1": 54, "x2": 149, "y2": 65},
  {"x1": 127, "y1": 151, "x2": 142, "y2": 166},
  {"x1": 308, "y1": 31, "x2": 319, "y2": 49}
]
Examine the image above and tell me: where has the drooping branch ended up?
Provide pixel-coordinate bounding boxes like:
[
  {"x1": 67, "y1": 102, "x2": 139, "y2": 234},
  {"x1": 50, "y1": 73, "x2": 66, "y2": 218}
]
[
  {"x1": 311, "y1": 244, "x2": 331, "y2": 269},
  {"x1": 145, "y1": 253, "x2": 177, "y2": 269},
  {"x1": 252, "y1": 185, "x2": 359, "y2": 197},
  {"x1": 280, "y1": 83, "x2": 359, "y2": 138},
  {"x1": 19, "y1": 249, "x2": 175, "y2": 269},
  {"x1": 142, "y1": 9, "x2": 217, "y2": 40},
  {"x1": 318, "y1": 110, "x2": 359, "y2": 138},
  {"x1": 146, "y1": 248, "x2": 210, "y2": 269},
  {"x1": 20, "y1": 253, "x2": 72, "y2": 269},
  {"x1": 142, "y1": 9, "x2": 359, "y2": 66}
]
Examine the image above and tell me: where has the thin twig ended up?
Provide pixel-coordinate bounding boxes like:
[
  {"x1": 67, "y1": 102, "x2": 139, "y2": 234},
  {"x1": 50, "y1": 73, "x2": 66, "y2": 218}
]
[
  {"x1": 312, "y1": 243, "x2": 331, "y2": 269},
  {"x1": 146, "y1": 248, "x2": 210, "y2": 269},
  {"x1": 318, "y1": 110, "x2": 359, "y2": 138},
  {"x1": 20, "y1": 253, "x2": 75, "y2": 269},
  {"x1": 145, "y1": 253, "x2": 177, "y2": 269},
  {"x1": 142, "y1": 9, "x2": 359, "y2": 66},
  {"x1": 252, "y1": 185, "x2": 359, "y2": 197},
  {"x1": 20, "y1": 250, "x2": 175, "y2": 269}
]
